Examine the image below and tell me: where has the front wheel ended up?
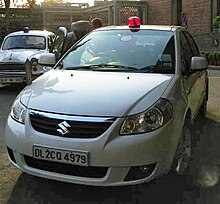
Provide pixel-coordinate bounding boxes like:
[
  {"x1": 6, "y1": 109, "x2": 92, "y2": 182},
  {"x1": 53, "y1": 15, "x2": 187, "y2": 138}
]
[
  {"x1": 172, "y1": 122, "x2": 192, "y2": 175},
  {"x1": 198, "y1": 90, "x2": 208, "y2": 117}
]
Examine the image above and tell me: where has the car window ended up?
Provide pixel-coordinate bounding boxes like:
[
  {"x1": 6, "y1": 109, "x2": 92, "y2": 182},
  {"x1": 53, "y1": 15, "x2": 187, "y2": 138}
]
[
  {"x1": 180, "y1": 31, "x2": 200, "y2": 73},
  {"x1": 60, "y1": 29, "x2": 175, "y2": 74},
  {"x1": 2, "y1": 35, "x2": 46, "y2": 50},
  {"x1": 183, "y1": 31, "x2": 199, "y2": 56},
  {"x1": 180, "y1": 32, "x2": 193, "y2": 71}
]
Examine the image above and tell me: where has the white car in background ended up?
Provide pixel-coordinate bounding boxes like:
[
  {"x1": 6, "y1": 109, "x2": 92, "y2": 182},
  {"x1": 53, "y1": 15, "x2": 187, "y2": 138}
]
[{"x1": 0, "y1": 28, "x2": 55, "y2": 85}]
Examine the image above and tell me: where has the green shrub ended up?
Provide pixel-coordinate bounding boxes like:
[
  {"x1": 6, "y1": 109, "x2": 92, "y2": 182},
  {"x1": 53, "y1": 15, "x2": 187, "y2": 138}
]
[
  {"x1": 208, "y1": 52, "x2": 214, "y2": 64},
  {"x1": 200, "y1": 51, "x2": 205, "y2": 57},
  {"x1": 213, "y1": 51, "x2": 218, "y2": 65},
  {"x1": 212, "y1": 16, "x2": 220, "y2": 31},
  {"x1": 204, "y1": 52, "x2": 210, "y2": 60},
  {"x1": 217, "y1": 52, "x2": 220, "y2": 65}
]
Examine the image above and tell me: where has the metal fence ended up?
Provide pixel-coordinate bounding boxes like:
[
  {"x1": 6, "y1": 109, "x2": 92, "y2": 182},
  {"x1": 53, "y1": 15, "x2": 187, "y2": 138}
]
[
  {"x1": 0, "y1": 1, "x2": 148, "y2": 36},
  {"x1": 0, "y1": 8, "x2": 43, "y2": 31},
  {"x1": 42, "y1": 1, "x2": 147, "y2": 32}
]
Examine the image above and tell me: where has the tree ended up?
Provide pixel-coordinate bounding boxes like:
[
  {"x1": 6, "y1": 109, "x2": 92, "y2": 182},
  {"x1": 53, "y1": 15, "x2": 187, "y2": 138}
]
[
  {"x1": 27, "y1": 0, "x2": 36, "y2": 8},
  {"x1": 44, "y1": 0, "x2": 64, "y2": 3},
  {"x1": 27, "y1": 0, "x2": 37, "y2": 28},
  {"x1": 3, "y1": 0, "x2": 10, "y2": 8},
  {"x1": 3, "y1": 0, "x2": 10, "y2": 18},
  {"x1": 0, "y1": 0, "x2": 4, "y2": 8},
  {"x1": 3, "y1": 0, "x2": 10, "y2": 33}
]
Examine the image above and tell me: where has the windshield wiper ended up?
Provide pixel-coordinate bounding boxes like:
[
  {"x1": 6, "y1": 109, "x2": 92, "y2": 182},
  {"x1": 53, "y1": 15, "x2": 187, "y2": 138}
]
[
  {"x1": 139, "y1": 65, "x2": 174, "y2": 73},
  {"x1": 64, "y1": 64, "x2": 174, "y2": 73},
  {"x1": 65, "y1": 65, "x2": 95, "y2": 70},
  {"x1": 65, "y1": 64, "x2": 139, "y2": 72},
  {"x1": 6, "y1": 46, "x2": 43, "y2": 50},
  {"x1": 138, "y1": 65, "x2": 156, "y2": 72},
  {"x1": 25, "y1": 47, "x2": 43, "y2": 50},
  {"x1": 90, "y1": 64, "x2": 138, "y2": 71},
  {"x1": 7, "y1": 47, "x2": 24, "y2": 50}
]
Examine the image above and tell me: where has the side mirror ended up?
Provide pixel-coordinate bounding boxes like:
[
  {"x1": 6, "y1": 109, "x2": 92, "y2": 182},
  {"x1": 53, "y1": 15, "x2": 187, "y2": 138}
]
[
  {"x1": 38, "y1": 53, "x2": 56, "y2": 66},
  {"x1": 191, "y1": 56, "x2": 208, "y2": 70}
]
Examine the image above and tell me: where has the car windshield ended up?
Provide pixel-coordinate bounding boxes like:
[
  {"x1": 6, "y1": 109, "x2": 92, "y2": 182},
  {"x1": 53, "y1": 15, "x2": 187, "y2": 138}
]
[
  {"x1": 2, "y1": 35, "x2": 46, "y2": 50},
  {"x1": 59, "y1": 29, "x2": 175, "y2": 74}
]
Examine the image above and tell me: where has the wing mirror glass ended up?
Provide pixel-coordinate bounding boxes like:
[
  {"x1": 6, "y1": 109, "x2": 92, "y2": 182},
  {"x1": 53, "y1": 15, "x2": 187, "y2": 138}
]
[
  {"x1": 191, "y1": 56, "x2": 208, "y2": 70},
  {"x1": 38, "y1": 53, "x2": 56, "y2": 67}
]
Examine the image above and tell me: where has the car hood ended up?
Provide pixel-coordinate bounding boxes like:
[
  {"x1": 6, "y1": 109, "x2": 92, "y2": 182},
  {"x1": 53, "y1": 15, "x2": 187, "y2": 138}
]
[
  {"x1": 21, "y1": 70, "x2": 173, "y2": 117},
  {"x1": 0, "y1": 49, "x2": 48, "y2": 63}
]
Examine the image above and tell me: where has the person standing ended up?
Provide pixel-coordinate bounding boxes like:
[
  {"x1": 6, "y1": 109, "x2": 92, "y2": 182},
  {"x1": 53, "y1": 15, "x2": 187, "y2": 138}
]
[
  {"x1": 0, "y1": 27, "x2": 6, "y2": 44},
  {"x1": 62, "y1": 20, "x2": 90, "y2": 54},
  {"x1": 91, "y1": 18, "x2": 102, "y2": 30}
]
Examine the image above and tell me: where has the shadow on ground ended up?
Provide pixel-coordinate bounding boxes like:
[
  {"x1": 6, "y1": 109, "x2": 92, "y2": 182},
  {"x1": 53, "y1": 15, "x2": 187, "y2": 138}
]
[
  {"x1": 6, "y1": 116, "x2": 220, "y2": 204},
  {"x1": 7, "y1": 173, "x2": 197, "y2": 204},
  {"x1": 0, "y1": 84, "x2": 26, "y2": 92}
]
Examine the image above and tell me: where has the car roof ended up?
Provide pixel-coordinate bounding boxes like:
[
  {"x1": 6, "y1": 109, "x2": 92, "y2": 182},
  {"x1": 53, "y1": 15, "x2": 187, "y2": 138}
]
[
  {"x1": 94, "y1": 25, "x2": 182, "y2": 32},
  {"x1": 6, "y1": 30, "x2": 54, "y2": 37}
]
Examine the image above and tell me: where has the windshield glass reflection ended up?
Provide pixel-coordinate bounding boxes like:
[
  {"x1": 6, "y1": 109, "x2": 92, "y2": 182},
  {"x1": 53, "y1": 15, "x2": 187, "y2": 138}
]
[
  {"x1": 60, "y1": 30, "x2": 175, "y2": 74},
  {"x1": 2, "y1": 35, "x2": 46, "y2": 50}
]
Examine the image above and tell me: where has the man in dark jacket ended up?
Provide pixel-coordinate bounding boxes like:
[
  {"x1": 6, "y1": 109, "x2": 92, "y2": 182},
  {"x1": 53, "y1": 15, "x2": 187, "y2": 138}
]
[
  {"x1": 62, "y1": 20, "x2": 90, "y2": 54},
  {"x1": 91, "y1": 18, "x2": 102, "y2": 30}
]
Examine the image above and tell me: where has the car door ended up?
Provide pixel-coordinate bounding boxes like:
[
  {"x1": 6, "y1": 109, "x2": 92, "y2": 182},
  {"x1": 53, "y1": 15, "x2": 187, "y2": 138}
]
[{"x1": 179, "y1": 31, "x2": 207, "y2": 119}]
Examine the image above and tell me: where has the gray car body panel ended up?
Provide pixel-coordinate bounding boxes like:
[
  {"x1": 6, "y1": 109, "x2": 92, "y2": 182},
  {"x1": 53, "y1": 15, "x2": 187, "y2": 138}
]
[{"x1": 21, "y1": 69, "x2": 173, "y2": 117}]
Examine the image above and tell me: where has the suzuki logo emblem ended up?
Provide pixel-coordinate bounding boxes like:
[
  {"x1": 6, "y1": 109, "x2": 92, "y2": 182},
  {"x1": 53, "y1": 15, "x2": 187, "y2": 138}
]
[{"x1": 57, "y1": 121, "x2": 71, "y2": 136}]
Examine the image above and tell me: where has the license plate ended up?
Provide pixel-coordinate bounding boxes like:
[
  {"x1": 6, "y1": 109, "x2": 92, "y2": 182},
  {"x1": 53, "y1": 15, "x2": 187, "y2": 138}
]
[
  {"x1": 0, "y1": 77, "x2": 23, "y2": 83},
  {"x1": 33, "y1": 146, "x2": 89, "y2": 166}
]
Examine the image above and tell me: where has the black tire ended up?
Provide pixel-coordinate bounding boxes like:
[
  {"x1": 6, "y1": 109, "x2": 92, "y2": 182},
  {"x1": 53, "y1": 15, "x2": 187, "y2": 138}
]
[
  {"x1": 198, "y1": 83, "x2": 208, "y2": 117},
  {"x1": 172, "y1": 122, "x2": 192, "y2": 175},
  {"x1": 198, "y1": 92, "x2": 208, "y2": 117}
]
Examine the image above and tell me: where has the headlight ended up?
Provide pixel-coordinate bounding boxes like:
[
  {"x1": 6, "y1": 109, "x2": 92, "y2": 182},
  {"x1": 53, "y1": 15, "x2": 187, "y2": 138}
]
[
  {"x1": 120, "y1": 98, "x2": 172, "y2": 135},
  {"x1": 10, "y1": 97, "x2": 27, "y2": 124},
  {"x1": 31, "y1": 58, "x2": 38, "y2": 66},
  {"x1": 31, "y1": 58, "x2": 39, "y2": 72}
]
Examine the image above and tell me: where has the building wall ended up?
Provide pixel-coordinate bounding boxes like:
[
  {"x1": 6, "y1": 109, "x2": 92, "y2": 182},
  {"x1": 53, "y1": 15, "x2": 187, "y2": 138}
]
[
  {"x1": 182, "y1": 0, "x2": 212, "y2": 35},
  {"x1": 147, "y1": 0, "x2": 212, "y2": 35},
  {"x1": 147, "y1": 0, "x2": 172, "y2": 25}
]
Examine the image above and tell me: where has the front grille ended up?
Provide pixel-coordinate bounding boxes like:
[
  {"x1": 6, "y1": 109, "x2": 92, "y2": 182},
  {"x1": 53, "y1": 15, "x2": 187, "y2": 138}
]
[
  {"x1": 24, "y1": 155, "x2": 108, "y2": 178},
  {"x1": 0, "y1": 63, "x2": 25, "y2": 72},
  {"x1": 30, "y1": 110, "x2": 116, "y2": 138}
]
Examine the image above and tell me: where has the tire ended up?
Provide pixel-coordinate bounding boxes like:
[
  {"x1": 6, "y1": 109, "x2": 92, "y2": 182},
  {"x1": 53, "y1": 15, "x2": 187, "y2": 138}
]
[
  {"x1": 172, "y1": 122, "x2": 192, "y2": 175},
  {"x1": 198, "y1": 92, "x2": 208, "y2": 117},
  {"x1": 198, "y1": 83, "x2": 208, "y2": 117}
]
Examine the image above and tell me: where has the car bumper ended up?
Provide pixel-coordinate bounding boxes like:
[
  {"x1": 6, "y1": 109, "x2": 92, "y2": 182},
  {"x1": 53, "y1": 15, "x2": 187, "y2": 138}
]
[
  {"x1": 0, "y1": 73, "x2": 26, "y2": 83},
  {"x1": 0, "y1": 72, "x2": 41, "y2": 84},
  {"x1": 4, "y1": 112, "x2": 183, "y2": 186}
]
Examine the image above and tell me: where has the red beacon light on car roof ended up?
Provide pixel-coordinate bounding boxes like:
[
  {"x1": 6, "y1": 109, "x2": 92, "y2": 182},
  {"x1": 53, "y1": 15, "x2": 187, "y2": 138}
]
[{"x1": 128, "y1": 16, "x2": 141, "y2": 28}]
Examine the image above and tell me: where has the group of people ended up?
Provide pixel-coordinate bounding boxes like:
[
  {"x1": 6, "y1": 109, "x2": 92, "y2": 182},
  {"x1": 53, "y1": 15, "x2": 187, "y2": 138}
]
[{"x1": 62, "y1": 18, "x2": 102, "y2": 55}]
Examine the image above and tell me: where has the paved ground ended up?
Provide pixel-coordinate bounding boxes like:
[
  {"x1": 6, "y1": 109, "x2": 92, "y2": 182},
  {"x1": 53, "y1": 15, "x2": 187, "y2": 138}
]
[
  {"x1": 0, "y1": 84, "x2": 23, "y2": 204},
  {"x1": 0, "y1": 70, "x2": 220, "y2": 204},
  {"x1": 207, "y1": 78, "x2": 220, "y2": 122}
]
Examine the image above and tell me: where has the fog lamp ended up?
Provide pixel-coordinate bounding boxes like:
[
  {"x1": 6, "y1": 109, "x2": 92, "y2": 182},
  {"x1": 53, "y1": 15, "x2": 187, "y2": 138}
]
[
  {"x1": 32, "y1": 66, "x2": 38, "y2": 72},
  {"x1": 139, "y1": 165, "x2": 150, "y2": 173}
]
